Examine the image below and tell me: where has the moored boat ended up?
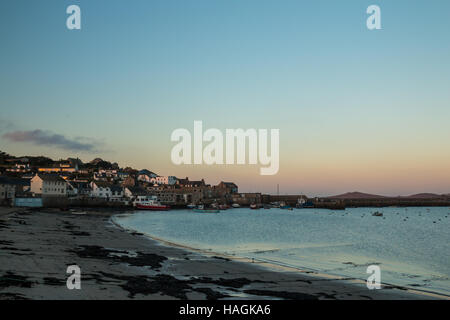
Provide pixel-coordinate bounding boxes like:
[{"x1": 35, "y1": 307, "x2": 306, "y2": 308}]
[
  {"x1": 192, "y1": 204, "x2": 219, "y2": 213},
  {"x1": 250, "y1": 203, "x2": 259, "y2": 210},
  {"x1": 134, "y1": 196, "x2": 170, "y2": 211},
  {"x1": 232, "y1": 203, "x2": 240, "y2": 208},
  {"x1": 280, "y1": 201, "x2": 292, "y2": 210}
]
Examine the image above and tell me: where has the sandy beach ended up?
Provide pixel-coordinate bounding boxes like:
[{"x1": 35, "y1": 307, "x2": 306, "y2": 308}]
[{"x1": 0, "y1": 207, "x2": 446, "y2": 300}]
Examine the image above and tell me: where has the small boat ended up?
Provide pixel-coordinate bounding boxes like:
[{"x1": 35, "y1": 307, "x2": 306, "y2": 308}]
[
  {"x1": 271, "y1": 202, "x2": 280, "y2": 208},
  {"x1": 232, "y1": 203, "x2": 240, "y2": 208},
  {"x1": 186, "y1": 203, "x2": 196, "y2": 209},
  {"x1": 295, "y1": 198, "x2": 306, "y2": 208},
  {"x1": 134, "y1": 196, "x2": 170, "y2": 211},
  {"x1": 218, "y1": 204, "x2": 229, "y2": 210},
  {"x1": 280, "y1": 202, "x2": 292, "y2": 210},
  {"x1": 263, "y1": 205, "x2": 271, "y2": 209},
  {"x1": 372, "y1": 211, "x2": 383, "y2": 217},
  {"x1": 250, "y1": 203, "x2": 259, "y2": 210}
]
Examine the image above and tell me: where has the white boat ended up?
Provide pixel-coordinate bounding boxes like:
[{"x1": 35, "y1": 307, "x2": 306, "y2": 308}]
[{"x1": 232, "y1": 203, "x2": 240, "y2": 208}]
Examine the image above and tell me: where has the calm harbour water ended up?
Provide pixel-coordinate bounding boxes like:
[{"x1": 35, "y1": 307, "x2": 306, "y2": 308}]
[{"x1": 113, "y1": 207, "x2": 450, "y2": 295}]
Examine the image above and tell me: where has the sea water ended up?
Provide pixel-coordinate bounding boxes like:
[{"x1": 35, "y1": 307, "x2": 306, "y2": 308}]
[{"x1": 113, "y1": 207, "x2": 450, "y2": 295}]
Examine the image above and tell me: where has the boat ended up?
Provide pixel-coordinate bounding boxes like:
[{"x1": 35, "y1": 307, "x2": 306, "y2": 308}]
[
  {"x1": 263, "y1": 205, "x2": 271, "y2": 209},
  {"x1": 280, "y1": 201, "x2": 292, "y2": 210},
  {"x1": 250, "y1": 203, "x2": 259, "y2": 210},
  {"x1": 295, "y1": 198, "x2": 306, "y2": 208},
  {"x1": 192, "y1": 204, "x2": 219, "y2": 213},
  {"x1": 218, "y1": 204, "x2": 229, "y2": 210},
  {"x1": 270, "y1": 202, "x2": 280, "y2": 208},
  {"x1": 186, "y1": 203, "x2": 196, "y2": 209},
  {"x1": 134, "y1": 195, "x2": 170, "y2": 211},
  {"x1": 232, "y1": 203, "x2": 240, "y2": 208}
]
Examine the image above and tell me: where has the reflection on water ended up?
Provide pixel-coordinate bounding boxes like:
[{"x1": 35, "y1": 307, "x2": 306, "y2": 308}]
[{"x1": 113, "y1": 207, "x2": 450, "y2": 295}]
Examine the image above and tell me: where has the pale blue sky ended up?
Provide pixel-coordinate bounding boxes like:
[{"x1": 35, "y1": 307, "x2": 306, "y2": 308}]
[{"x1": 1, "y1": 0, "x2": 449, "y2": 195}]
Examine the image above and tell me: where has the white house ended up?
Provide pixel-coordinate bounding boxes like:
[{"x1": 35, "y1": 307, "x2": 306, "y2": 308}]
[
  {"x1": 149, "y1": 176, "x2": 177, "y2": 186},
  {"x1": 90, "y1": 181, "x2": 113, "y2": 198},
  {"x1": 30, "y1": 174, "x2": 67, "y2": 197},
  {"x1": 90, "y1": 181, "x2": 124, "y2": 201}
]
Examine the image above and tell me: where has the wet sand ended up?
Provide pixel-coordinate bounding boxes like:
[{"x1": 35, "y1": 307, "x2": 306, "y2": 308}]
[{"x1": 0, "y1": 207, "x2": 446, "y2": 300}]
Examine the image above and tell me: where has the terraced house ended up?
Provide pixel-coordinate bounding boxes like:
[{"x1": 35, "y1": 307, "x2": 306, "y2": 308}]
[{"x1": 30, "y1": 174, "x2": 67, "y2": 197}]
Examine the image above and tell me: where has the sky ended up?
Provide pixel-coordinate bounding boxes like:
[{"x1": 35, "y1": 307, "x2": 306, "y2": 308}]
[{"x1": 1, "y1": 0, "x2": 449, "y2": 196}]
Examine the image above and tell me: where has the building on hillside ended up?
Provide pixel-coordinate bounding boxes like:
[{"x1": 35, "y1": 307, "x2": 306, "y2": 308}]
[
  {"x1": 124, "y1": 186, "x2": 149, "y2": 200},
  {"x1": 176, "y1": 177, "x2": 206, "y2": 188},
  {"x1": 137, "y1": 169, "x2": 157, "y2": 183},
  {"x1": 6, "y1": 163, "x2": 31, "y2": 173},
  {"x1": 110, "y1": 185, "x2": 125, "y2": 202},
  {"x1": 30, "y1": 174, "x2": 67, "y2": 197},
  {"x1": 38, "y1": 161, "x2": 78, "y2": 173},
  {"x1": 67, "y1": 181, "x2": 91, "y2": 197},
  {"x1": 149, "y1": 176, "x2": 177, "y2": 186},
  {"x1": 90, "y1": 181, "x2": 113, "y2": 199},
  {"x1": 116, "y1": 171, "x2": 130, "y2": 181},
  {"x1": 0, "y1": 176, "x2": 25, "y2": 205},
  {"x1": 122, "y1": 176, "x2": 136, "y2": 188},
  {"x1": 216, "y1": 181, "x2": 238, "y2": 194}
]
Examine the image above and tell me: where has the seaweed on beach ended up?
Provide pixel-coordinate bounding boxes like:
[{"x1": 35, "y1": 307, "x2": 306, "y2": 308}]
[
  {"x1": 244, "y1": 289, "x2": 318, "y2": 300},
  {"x1": 98, "y1": 272, "x2": 192, "y2": 299},
  {"x1": 70, "y1": 231, "x2": 91, "y2": 236},
  {"x1": 62, "y1": 221, "x2": 80, "y2": 230},
  {"x1": 0, "y1": 247, "x2": 32, "y2": 253},
  {"x1": 0, "y1": 293, "x2": 30, "y2": 300},
  {"x1": 0, "y1": 272, "x2": 34, "y2": 289},
  {"x1": 43, "y1": 277, "x2": 66, "y2": 286},
  {"x1": 212, "y1": 256, "x2": 231, "y2": 262},
  {"x1": 194, "y1": 287, "x2": 229, "y2": 300},
  {"x1": 191, "y1": 277, "x2": 272, "y2": 289},
  {"x1": 12, "y1": 219, "x2": 28, "y2": 225},
  {"x1": 69, "y1": 245, "x2": 167, "y2": 269},
  {"x1": 96, "y1": 272, "x2": 239, "y2": 299}
]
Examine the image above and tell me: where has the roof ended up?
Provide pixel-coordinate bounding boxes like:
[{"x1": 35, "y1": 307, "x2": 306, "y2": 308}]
[
  {"x1": 221, "y1": 181, "x2": 238, "y2": 187},
  {"x1": 92, "y1": 181, "x2": 113, "y2": 188},
  {"x1": 126, "y1": 186, "x2": 148, "y2": 196},
  {"x1": 36, "y1": 174, "x2": 66, "y2": 183},
  {"x1": 0, "y1": 176, "x2": 31, "y2": 186},
  {"x1": 138, "y1": 170, "x2": 156, "y2": 176}
]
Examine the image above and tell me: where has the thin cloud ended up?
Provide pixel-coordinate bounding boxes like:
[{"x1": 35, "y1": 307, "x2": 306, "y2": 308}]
[{"x1": 2, "y1": 129, "x2": 101, "y2": 152}]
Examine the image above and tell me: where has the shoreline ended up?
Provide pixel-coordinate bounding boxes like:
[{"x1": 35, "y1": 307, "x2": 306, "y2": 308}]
[
  {"x1": 0, "y1": 207, "x2": 447, "y2": 300},
  {"x1": 110, "y1": 213, "x2": 450, "y2": 300}
]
